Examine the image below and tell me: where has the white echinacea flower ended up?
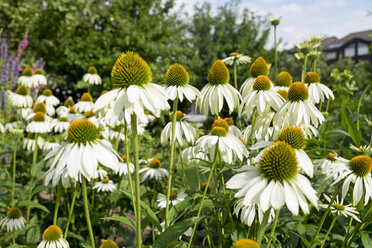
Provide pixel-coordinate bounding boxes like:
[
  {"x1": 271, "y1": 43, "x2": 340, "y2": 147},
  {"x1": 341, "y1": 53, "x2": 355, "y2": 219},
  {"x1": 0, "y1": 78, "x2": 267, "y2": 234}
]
[
  {"x1": 157, "y1": 191, "x2": 187, "y2": 208},
  {"x1": 83, "y1": 66, "x2": 102, "y2": 85},
  {"x1": 36, "y1": 89, "x2": 60, "y2": 107},
  {"x1": 304, "y1": 72, "x2": 334, "y2": 104},
  {"x1": 117, "y1": 155, "x2": 134, "y2": 176},
  {"x1": 222, "y1": 52, "x2": 251, "y2": 66},
  {"x1": 161, "y1": 111, "x2": 197, "y2": 146},
  {"x1": 139, "y1": 158, "x2": 168, "y2": 182},
  {"x1": 17, "y1": 67, "x2": 36, "y2": 88},
  {"x1": 93, "y1": 178, "x2": 116, "y2": 192},
  {"x1": 37, "y1": 225, "x2": 69, "y2": 248},
  {"x1": 240, "y1": 56, "x2": 270, "y2": 98},
  {"x1": 0, "y1": 207, "x2": 26, "y2": 232},
  {"x1": 7, "y1": 85, "x2": 33, "y2": 108},
  {"x1": 26, "y1": 112, "x2": 51, "y2": 134},
  {"x1": 32, "y1": 68, "x2": 47, "y2": 87},
  {"x1": 320, "y1": 194, "x2": 360, "y2": 222},
  {"x1": 75, "y1": 93, "x2": 95, "y2": 113}
]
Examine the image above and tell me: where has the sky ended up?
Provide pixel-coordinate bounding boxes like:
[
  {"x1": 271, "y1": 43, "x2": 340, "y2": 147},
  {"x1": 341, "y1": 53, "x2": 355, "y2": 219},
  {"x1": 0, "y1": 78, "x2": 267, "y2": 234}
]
[{"x1": 174, "y1": 0, "x2": 372, "y2": 50}]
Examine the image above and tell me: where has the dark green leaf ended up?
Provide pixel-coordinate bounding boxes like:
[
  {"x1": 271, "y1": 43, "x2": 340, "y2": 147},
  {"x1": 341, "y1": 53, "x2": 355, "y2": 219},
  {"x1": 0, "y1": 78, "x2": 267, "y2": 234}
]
[
  {"x1": 101, "y1": 216, "x2": 135, "y2": 230},
  {"x1": 17, "y1": 200, "x2": 50, "y2": 213},
  {"x1": 168, "y1": 196, "x2": 194, "y2": 224}
]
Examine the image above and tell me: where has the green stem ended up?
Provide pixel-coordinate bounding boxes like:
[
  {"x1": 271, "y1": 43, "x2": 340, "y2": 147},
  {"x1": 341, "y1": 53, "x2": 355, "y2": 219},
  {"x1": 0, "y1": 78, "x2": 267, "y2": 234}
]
[
  {"x1": 125, "y1": 121, "x2": 137, "y2": 218},
  {"x1": 131, "y1": 114, "x2": 142, "y2": 247},
  {"x1": 357, "y1": 84, "x2": 370, "y2": 133},
  {"x1": 309, "y1": 184, "x2": 342, "y2": 248},
  {"x1": 344, "y1": 202, "x2": 372, "y2": 247},
  {"x1": 178, "y1": 145, "x2": 188, "y2": 188},
  {"x1": 220, "y1": 172, "x2": 235, "y2": 229},
  {"x1": 27, "y1": 133, "x2": 39, "y2": 221},
  {"x1": 165, "y1": 94, "x2": 179, "y2": 229},
  {"x1": 257, "y1": 210, "x2": 271, "y2": 244},
  {"x1": 313, "y1": 48, "x2": 318, "y2": 72},
  {"x1": 233, "y1": 60, "x2": 238, "y2": 89},
  {"x1": 248, "y1": 112, "x2": 257, "y2": 146},
  {"x1": 11, "y1": 137, "x2": 19, "y2": 208},
  {"x1": 274, "y1": 26, "x2": 278, "y2": 78},
  {"x1": 114, "y1": 126, "x2": 122, "y2": 152},
  {"x1": 188, "y1": 141, "x2": 219, "y2": 248},
  {"x1": 13, "y1": 230, "x2": 15, "y2": 244},
  {"x1": 266, "y1": 209, "x2": 280, "y2": 248},
  {"x1": 320, "y1": 215, "x2": 338, "y2": 248},
  {"x1": 301, "y1": 54, "x2": 308, "y2": 82},
  {"x1": 82, "y1": 178, "x2": 95, "y2": 248},
  {"x1": 53, "y1": 182, "x2": 62, "y2": 225},
  {"x1": 195, "y1": 162, "x2": 201, "y2": 189},
  {"x1": 91, "y1": 187, "x2": 95, "y2": 216},
  {"x1": 64, "y1": 185, "x2": 78, "y2": 239}
]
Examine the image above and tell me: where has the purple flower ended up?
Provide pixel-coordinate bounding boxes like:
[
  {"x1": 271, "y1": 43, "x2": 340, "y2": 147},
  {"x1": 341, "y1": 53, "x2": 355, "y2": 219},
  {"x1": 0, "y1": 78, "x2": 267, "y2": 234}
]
[
  {"x1": 5, "y1": 144, "x2": 11, "y2": 151},
  {"x1": 36, "y1": 57, "x2": 44, "y2": 70},
  {"x1": 0, "y1": 39, "x2": 7, "y2": 60},
  {"x1": 1, "y1": 63, "x2": 9, "y2": 83},
  {"x1": 1, "y1": 156, "x2": 9, "y2": 164},
  {"x1": 17, "y1": 48, "x2": 23, "y2": 57},
  {"x1": 1, "y1": 90, "x2": 5, "y2": 110}
]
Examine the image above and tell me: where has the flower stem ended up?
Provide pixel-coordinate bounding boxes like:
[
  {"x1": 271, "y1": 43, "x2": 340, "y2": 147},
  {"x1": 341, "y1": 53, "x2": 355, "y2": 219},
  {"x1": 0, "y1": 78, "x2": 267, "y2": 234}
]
[
  {"x1": 26, "y1": 133, "x2": 39, "y2": 222},
  {"x1": 131, "y1": 113, "x2": 142, "y2": 247},
  {"x1": 301, "y1": 54, "x2": 309, "y2": 82},
  {"x1": 257, "y1": 210, "x2": 270, "y2": 244},
  {"x1": 266, "y1": 209, "x2": 280, "y2": 248},
  {"x1": 313, "y1": 48, "x2": 318, "y2": 72},
  {"x1": 165, "y1": 94, "x2": 179, "y2": 229},
  {"x1": 53, "y1": 182, "x2": 62, "y2": 225},
  {"x1": 12, "y1": 230, "x2": 15, "y2": 244},
  {"x1": 233, "y1": 60, "x2": 238, "y2": 89},
  {"x1": 320, "y1": 215, "x2": 337, "y2": 248},
  {"x1": 125, "y1": 121, "x2": 137, "y2": 217},
  {"x1": 274, "y1": 25, "x2": 278, "y2": 78},
  {"x1": 82, "y1": 178, "x2": 95, "y2": 248},
  {"x1": 309, "y1": 184, "x2": 342, "y2": 248},
  {"x1": 11, "y1": 137, "x2": 19, "y2": 208},
  {"x1": 188, "y1": 141, "x2": 219, "y2": 248},
  {"x1": 178, "y1": 144, "x2": 188, "y2": 188},
  {"x1": 64, "y1": 184, "x2": 78, "y2": 239}
]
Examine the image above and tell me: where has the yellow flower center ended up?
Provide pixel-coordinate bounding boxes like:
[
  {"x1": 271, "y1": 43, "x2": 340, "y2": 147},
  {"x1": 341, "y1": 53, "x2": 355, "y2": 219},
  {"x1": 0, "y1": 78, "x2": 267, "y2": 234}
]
[
  {"x1": 43, "y1": 225, "x2": 63, "y2": 242},
  {"x1": 42, "y1": 89, "x2": 53, "y2": 96},
  {"x1": 211, "y1": 127, "x2": 228, "y2": 137},
  {"x1": 249, "y1": 57, "x2": 269, "y2": 78},
  {"x1": 27, "y1": 132, "x2": 36, "y2": 139},
  {"x1": 275, "y1": 71, "x2": 293, "y2": 87},
  {"x1": 32, "y1": 112, "x2": 46, "y2": 122},
  {"x1": 169, "y1": 111, "x2": 184, "y2": 122},
  {"x1": 58, "y1": 116, "x2": 69, "y2": 122},
  {"x1": 81, "y1": 92, "x2": 93, "y2": 102},
  {"x1": 270, "y1": 18, "x2": 280, "y2": 26},
  {"x1": 122, "y1": 155, "x2": 130, "y2": 163},
  {"x1": 7, "y1": 207, "x2": 22, "y2": 219},
  {"x1": 84, "y1": 111, "x2": 96, "y2": 118},
  {"x1": 259, "y1": 141, "x2": 298, "y2": 182},
  {"x1": 207, "y1": 60, "x2": 230, "y2": 85},
  {"x1": 149, "y1": 158, "x2": 161, "y2": 168},
  {"x1": 165, "y1": 63, "x2": 189, "y2": 86},
  {"x1": 211, "y1": 119, "x2": 229, "y2": 132},
  {"x1": 327, "y1": 153, "x2": 337, "y2": 161},
  {"x1": 111, "y1": 51, "x2": 152, "y2": 88},
  {"x1": 232, "y1": 238, "x2": 261, "y2": 248},
  {"x1": 64, "y1": 99, "x2": 74, "y2": 107},
  {"x1": 288, "y1": 82, "x2": 309, "y2": 102},
  {"x1": 101, "y1": 178, "x2": 109, "y2": 184},
  {"x1": 332, "y1": 203, "x2": 345, "y2": 211},
  {"x1": 278, "y1": 126, "x2": 307, "y2": 150},
  {"x1": 304, "y1": 72, "x2": 320, "y2": 84},
  {"x1": 49, "y1": 138, "x2": 56, "y2": 142},
  {"x1": 68, "y1": 107, "x2": 76, "y2": 113},
  {"x1": 16, "y1": 85, "x2": 29, "y2": 96},
  {"x1": 67, "y1": 120, "x2": 99, "y2": 144},
  {"x1": 349, "y1": 155, "x2": 372, "y2": 178},
  {"x1": 200, "y1": 183, "x2": 212, "y2": 193},
  {"x1": 88, "y1": 66, "x2": 98, "y2": 74},
  {"x1": 277, "y1": 89, "x2": 288, "y2": 100},
  {"x1": 111, "y1": 125, "x2": 123, "y2": 132},
  {"x1": 7, "y1": 115, "x2": 17, "y2": 123},
  {"x1": 33, "y1": 102, "x2": 47, "y2": 114},
  {"x1": 100, "y1": 239, "x2": 119, "y2": 248},
  {"x1": 253, "y1": 75, "x2": 271, "y2": 91},
  {"x1": 22, "y1": 66, "x2": 33, "y2": 76},
  {"x1": 170, "y1": 192, "x2": 178, "y2": 201},
  {"x1": 34, "y1": 68, "x2": 44, "y2": 75},
  {"x1": 230, "y1": 52, "x2": 239, "y2": 56}
]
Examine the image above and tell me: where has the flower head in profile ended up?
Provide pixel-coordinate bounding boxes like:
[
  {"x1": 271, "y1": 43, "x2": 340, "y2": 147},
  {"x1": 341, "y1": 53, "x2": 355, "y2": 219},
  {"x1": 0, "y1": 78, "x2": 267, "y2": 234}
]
[
  {"x1": 93, "y1": 177, "x2": 116, "y2": 192},
  {"x1": 269, "y1": 17, "x2": 281, "y2": 27},
  {"x1": 240, "y1": 56, "x2": 270, "y2": 98},
  {"x1": 196, "y1": 60, "x2": 241, "y2": 116},
  {"x1": 161, "y1": 111, "x2": 197, "y2": 146},
  {"x1": 117, "y1": 155, "x2": 134, "y2": 176},
  {"x1": 75, "y1": 93, "x2": 94, "y2": 113},
  {"x1": 222, "y1": 52, "x2": 251, "y2": 66},
  {"x1": 32, "y1": 68, "x2": 47, "y2": 86},
  {"x1": 275, "y1": 71, "x2": 293, "y2": 90},
  {"x1": 232, "y1": 238, "x2": 261, "y2": 248},
  {"x1": 52, "y1": 116, "x2": 70, "y2": 133},
  {"x1": 100, "y1": 239, "x2": 118, "y2": 248},
  {"x1": 331, "y1": 155, "x2": 372, "y2": 205},
  {"x1": 224, "y1": 117, "x2": 242, "y2": 138},
  {"x1": 94, "y1": 51, "x2": 169, "y2": 125},
  {"x1": 139, "y1": 158, "x2": 168, "y2": 182},
  {"x1": 349, "y1": 144, "x2": 372, "y2": 154},
  {"x1": 26, "y1": 111, "x2": 51, "y2": 134},
  {"x1": 164, "y1": 63, "x2": 200, "y2": 103},
  {"x1": 23, "y1": 132, "x2": 45, "y2": 151},
  {"x1": 45, "y1": 119, "x2": 121, "y2": 181},
  {"x1": 317, "y1": 152, "x2": 349, "y2": 180},
  {"x1": 37, "y1": 225, "x2": 69, "y2": 248},
  {"x1": 0, "y1": 207, "x2": 26, "y2": 232},
  {"x1": 37, "y1": 89, "x2": 60, "y2": 107},
  {"x1": 276, "y1": 82, "x2": 325, "y2": 128},
  {"x1": 320, "y1": 194, "x2": 360, "y2": 222},
  {"x1": 7, "y1": 85, "x2": 33, "y2": 108},
  {"x1": 157, "y1": 191, "x2": 187, "y2": 208},
  {"x1": 43, "y1": 138, "x2": 60, "y2": 151},
  {"x1": 304, "y1": 72, "x2": 334, "y2": 104},
  {"x1": 195, "y1": 119, "x2": 248, "y2": 164},
  {"x1": 227, "y1": 141, "x2": 318, "y2": 216},
  {"x1": 5, "y1": 114, "x2": 21, "y2": 132},
  {"x1": 18, "y1": 66, "x2": 36, "y2": 87},
  {"x1": 83, "y1": 66, "x2": 102, "y2": 85},
  {"x1": 233, "y1": 198, "x2": 275, "y2": 227}
]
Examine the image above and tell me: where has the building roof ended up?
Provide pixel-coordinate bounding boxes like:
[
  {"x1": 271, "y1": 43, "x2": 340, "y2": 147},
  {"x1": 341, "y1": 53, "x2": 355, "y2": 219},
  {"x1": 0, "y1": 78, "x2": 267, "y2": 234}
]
[{"x1": 322, "y1": 29, "x2": 372, "y2": 50}]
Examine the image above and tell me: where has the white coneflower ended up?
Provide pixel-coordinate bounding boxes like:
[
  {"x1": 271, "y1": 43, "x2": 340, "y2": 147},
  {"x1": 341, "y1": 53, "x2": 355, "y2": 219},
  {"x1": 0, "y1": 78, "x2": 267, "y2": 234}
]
[
  {"x1": 227, "y1": 141, "x2": 318, "y2": 216},
  {"x1": 243, "y1": 110, "x2": 275, "y2": 142},
  {"x1": 84, "y1": 111, "x2": 102, "y2": 128},
  {"x1": 18, "y1": 107, "x2": 33, "y2": 119},
  {"x1": 196, "y1": 60, "x2": 241, "y2": 116},
  {"x1": 304, "y1": 72, "x2": 334, "y2": 104},
  {"x1": 164, "y1": 63, "x2": 200, "y2": 103},
  {"x1": 56, "y1": 98, "x2": 74, "y2": 116},
  {"x1": 320, "y1": 194, "x2": 360, "y2": 222},
  {"x1": 45, "y1": 119, "x2": 121, "y2": 181},
  {"x1": 331, "y1": 155, "x2": 372, "y2": 205},
  {"x1": 316, "y1": 153, "x2": 349, "y2": 180},
  {"x1": 105, "y1": 124, "x2": 126, "y2": 141},
  {"x1": 224, "y1": 117, "x2": 242, "y2": 138},
  {"x1": 195, "y1": 119, "x2": 249, "y2": 164},
  {"x1": 5, "y1": 115, "x2": 21, "y2": 132},
  {"x1": 45, "y1": 166, "x2": 71, "y2": 188},
  {"x1": 240, "y1": 56, "x2": 270, "y2": 98},
  {"x1": 26, "y1": 112, "x2": 51, "y2": 133},
  {"x1": 139, "y1": 158, "x2": 168, "y2": 182},
  {"x1": 276, "y1": 82, "x2": 325, "y2": 128},
  {"x1": 182, "y1": 143, "x2": 208, "y2": 164},
  {"x1": 0, "y1": 123, "x2": 4, "y2": 133},
  {"x1": 94, "y1": 165, "x2": 108, "y2": 180},
  {"x1": 232, "y1": 239, "x2": 261, "y2": 248},
  {"x1": 252, "y1": 126, "x2": 314, "y2": 177},
  {"x1": 52, "y1": 116, "x2": 70, "y2": 133},
  {"x1": 241, "y1": 75, "x2": 284, "y2": 118},
  {"x1": 275, "y1": 71, "x2": 293, "y2": 91},
  {"x1": 32, "y1": 68, "x2": 47, "y2": 87},
  {"x1": 7, "y1": 85, "x2": 33, "y2": 108},
  {"x1": 23, "y1": 132, "x2": 45, "y2": 151},
  {"x1": 83, "y1": 66, "x2": 102, "y2": 85},
  {"x1": 0, "y1": 207, "x2": 26, "y2": 232},
  {"x1": 65, "y1": 107, "x2": 84, "y2": 122},
  {"x1": 17, "y1": 67, "x2": 36, "y2": 87},
  {"x1": 233, "y1": 199, "x2": 275, "y2": 226},
  {"x1": 37, "y1": 225, "x2": 69, "y2": 248},
  {"x1": 93, "y1": 178, "x2": 116, "y2": 192},
  {"x1": 222, "y1": 52, "x2": 251, "y2": 66},
  {"x1": 94, "y1": 51, "x2": 170, "y2": 125},
  {"x1": 36, "y1": 89, "x2": 60, "y2": 107},
  {"x1": 43, "y1": 138, "x2": 60, "y2": 151},
  {"x1": 349, "y1": 144, "x2": 372, "y2": 154},
  {"x1": 75, "y1": 93, "x2": 95, "y2": 113},
  {"x1": 157, "y1": 191, "x2": 187, "y2": 208},
  {"x1": 161, "y1": 111, "x2": 197, "y2": 146},
  {"x1": 27, "y1": 102, "x2": 53, "y2": 122},
  {"x1": 99, "y1": 239, "x2": 119, "y2": 248},
  {"x1": 117, "y1": 155, "x2": 134, "y2": 176}
]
